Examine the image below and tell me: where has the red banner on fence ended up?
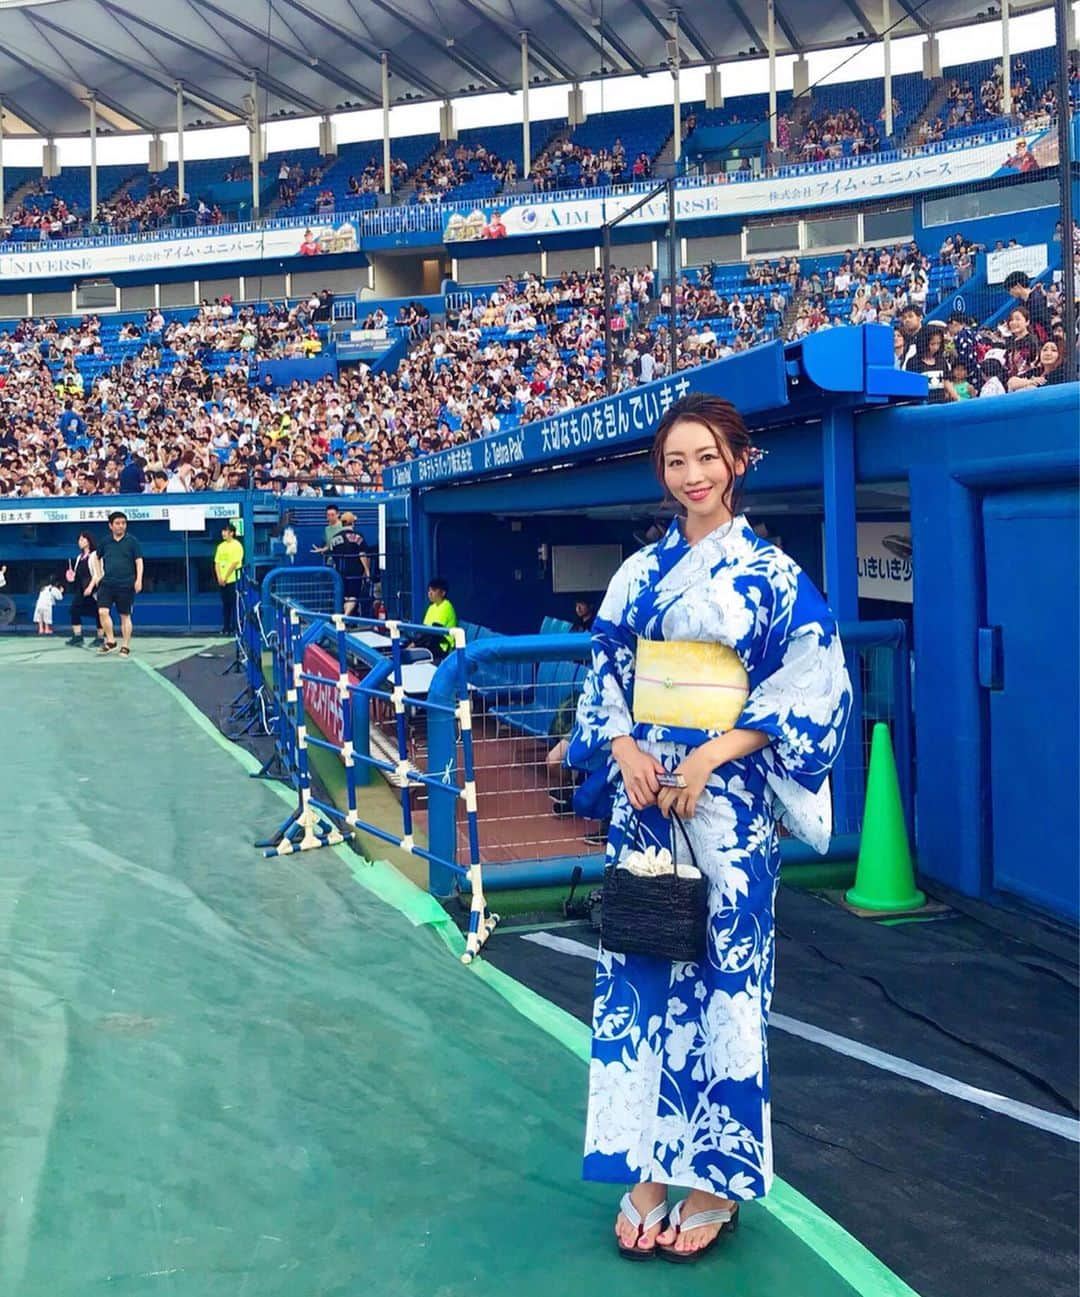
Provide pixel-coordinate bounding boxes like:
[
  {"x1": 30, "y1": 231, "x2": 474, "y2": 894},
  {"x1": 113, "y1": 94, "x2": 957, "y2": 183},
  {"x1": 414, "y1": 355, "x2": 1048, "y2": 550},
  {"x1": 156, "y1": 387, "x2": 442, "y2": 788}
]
[{"x1": 302, "y1": 642, "x2": 356, "y2": 753}]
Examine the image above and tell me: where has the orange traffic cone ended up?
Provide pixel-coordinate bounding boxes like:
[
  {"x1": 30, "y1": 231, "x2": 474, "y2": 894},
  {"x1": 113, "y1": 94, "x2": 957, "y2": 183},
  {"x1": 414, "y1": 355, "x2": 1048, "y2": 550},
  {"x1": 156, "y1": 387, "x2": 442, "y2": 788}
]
[{"x1": 845, "y1": 722, "x2": 926, "y2": 912}]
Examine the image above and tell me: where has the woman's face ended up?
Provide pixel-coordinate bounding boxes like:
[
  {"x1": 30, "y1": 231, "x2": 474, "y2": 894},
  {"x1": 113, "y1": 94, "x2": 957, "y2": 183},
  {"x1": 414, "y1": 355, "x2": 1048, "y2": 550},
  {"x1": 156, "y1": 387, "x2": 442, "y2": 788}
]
[
  {"x1": 1008, "y1": 309, "x2": 1029, "y2": 338},
  {"x1": 662, "y1": 417, "x2": 747, "y2": 533},
  {"x1": 1040, "y1": 340, "x2": 1060, "y2": 369}
]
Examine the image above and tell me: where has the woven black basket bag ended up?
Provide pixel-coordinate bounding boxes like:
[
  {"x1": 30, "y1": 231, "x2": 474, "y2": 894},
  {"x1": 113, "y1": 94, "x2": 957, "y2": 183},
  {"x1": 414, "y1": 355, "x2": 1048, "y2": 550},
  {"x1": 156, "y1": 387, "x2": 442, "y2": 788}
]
[{"x1": 601, "y1": 812, "x2": 709, "y2": 963}]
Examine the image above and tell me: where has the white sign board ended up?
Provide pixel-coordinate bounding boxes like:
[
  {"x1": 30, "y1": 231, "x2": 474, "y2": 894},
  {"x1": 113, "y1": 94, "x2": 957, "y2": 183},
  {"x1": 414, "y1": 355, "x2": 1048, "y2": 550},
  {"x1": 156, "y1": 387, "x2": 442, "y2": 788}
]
[
  {"x1": 0, "y1": 501, "x2": 238, "y2": 526},
  {"x1": 444, "y1": 131, "x2": 1052, "y2": 242},
  {"x1": 167, "y1": 506, "x2": 207, "y2": 532},
  {"x1": 856, "y1": 522, "x2": 913, "y2": 604},
  {"x1": 821, "y1": 521, "x2": 913, "y2": 604},
  {"x1": 986, "y1": 243, "x2": 1048, "y2": 285}
]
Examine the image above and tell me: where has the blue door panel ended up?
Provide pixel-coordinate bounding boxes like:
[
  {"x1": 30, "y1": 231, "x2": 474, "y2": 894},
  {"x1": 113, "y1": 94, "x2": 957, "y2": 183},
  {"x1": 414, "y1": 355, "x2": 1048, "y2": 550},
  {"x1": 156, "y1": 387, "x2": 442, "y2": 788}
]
[{"x1": 982, "y1": 486, "x2": 1079, "y2": 921}]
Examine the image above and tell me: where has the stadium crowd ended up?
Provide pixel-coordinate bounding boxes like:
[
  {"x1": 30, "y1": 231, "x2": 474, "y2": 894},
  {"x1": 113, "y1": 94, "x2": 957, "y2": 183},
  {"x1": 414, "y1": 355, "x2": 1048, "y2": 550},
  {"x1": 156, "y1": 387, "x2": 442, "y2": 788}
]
[
  {"x1": 784, "y1": 233, "x2": 1078, "y2": 400},
  {"x1": 0, "y1": 267, "x2": 651, "y2": 498},
  {"x1": 920, "y1": 54, "x2": 1059, "y2": 143},
  {"x1": 0, "y1": 229, "x2": 1075, "y2": 498},
  {"x1": 792, "y1": 108, "x2": 884, "y2": 163},
  {"x1": 415, "y1": 144, "x2": 518, "y2": 203}
]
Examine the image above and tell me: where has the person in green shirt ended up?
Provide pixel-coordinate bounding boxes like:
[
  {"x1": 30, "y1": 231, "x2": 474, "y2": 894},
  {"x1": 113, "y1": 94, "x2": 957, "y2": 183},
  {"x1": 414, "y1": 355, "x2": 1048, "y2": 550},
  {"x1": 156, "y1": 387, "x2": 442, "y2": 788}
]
[
  {"x1": 213, "y1": 522, "x2": 244, "y2": 635},
  {"x1": 421, "y1": 576, "x2": 458, "y2": 661},
  {"x1": 311, "y1": 504, "x2": 343, "y2": 559}
]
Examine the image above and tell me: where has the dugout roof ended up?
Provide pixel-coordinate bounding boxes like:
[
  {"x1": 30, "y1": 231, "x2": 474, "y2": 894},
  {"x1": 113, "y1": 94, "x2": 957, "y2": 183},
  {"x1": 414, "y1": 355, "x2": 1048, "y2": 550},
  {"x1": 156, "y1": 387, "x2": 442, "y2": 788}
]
[{"x1": 0, "y1": 0, "x2": 1055, "y2": 138}]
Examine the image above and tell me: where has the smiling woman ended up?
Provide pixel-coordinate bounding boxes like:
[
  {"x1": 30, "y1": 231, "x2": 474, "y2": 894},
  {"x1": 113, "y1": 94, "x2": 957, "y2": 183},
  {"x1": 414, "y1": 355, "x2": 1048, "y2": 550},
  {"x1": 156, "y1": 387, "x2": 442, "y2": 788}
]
[{"x1": 567, "y1": 391, "x2": 853, "y2": 1264}]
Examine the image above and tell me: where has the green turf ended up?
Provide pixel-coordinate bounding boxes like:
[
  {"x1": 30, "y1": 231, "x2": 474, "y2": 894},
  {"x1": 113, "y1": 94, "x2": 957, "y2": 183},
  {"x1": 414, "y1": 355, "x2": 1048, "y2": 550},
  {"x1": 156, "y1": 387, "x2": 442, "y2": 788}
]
[{"x1": 0, "y1": 636, "x2": 918, "y2": 1297}]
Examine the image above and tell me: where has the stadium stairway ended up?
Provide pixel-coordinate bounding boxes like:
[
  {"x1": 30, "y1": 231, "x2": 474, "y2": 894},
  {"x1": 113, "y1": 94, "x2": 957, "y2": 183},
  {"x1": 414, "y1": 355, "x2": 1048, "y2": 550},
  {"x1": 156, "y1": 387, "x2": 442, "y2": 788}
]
[
  {"x1": 4, "y1": 173, "x2": 44, "y2": 213},
  {"x1": 780, "y1": 290, "x2": 807, "y2": 338},
  {"x1": 647, "y1": 122, "x2": 680, "y2": 176},
  {"x1": 103, "y1": 173, "x2": 142, "y2": 207},
  {"x1": 902, "y1": 80, "x2": 953, "y2": 149}
]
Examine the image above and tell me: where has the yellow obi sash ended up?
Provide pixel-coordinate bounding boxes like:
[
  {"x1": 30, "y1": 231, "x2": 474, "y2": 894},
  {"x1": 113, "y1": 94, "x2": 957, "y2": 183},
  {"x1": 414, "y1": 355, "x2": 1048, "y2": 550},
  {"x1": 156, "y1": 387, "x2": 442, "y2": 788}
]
[{"x1": 633, "y1": 639, "x2": 750, "y2": 732}]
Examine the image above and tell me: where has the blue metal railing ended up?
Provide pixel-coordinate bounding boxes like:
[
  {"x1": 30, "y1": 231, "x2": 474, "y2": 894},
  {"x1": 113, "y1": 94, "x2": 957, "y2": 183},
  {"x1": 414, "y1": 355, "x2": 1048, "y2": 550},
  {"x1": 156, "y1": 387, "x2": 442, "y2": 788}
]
[
  {"x1": 254, "y1": 598, "x2": 499, "y2": 962},
  {"x1": 245, "y1": 604, "x2": 913, "y2": 904},
  {"x1": 0, "y1": 121, "x2": 1035, "y2": 260}
]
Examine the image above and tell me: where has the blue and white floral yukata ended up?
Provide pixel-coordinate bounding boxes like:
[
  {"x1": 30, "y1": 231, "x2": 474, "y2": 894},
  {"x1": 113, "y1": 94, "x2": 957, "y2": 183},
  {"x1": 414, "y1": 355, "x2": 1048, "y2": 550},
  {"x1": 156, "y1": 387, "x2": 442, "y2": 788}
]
[{"x1": 567, "y1": 515, "x2": 852, "y2": 1202}]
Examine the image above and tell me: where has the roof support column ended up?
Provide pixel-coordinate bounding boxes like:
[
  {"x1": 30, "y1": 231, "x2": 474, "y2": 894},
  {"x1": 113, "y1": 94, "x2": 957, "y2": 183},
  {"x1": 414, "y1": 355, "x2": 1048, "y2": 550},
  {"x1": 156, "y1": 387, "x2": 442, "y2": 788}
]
[
  {"x1": 1001, "y1": 0, "x2": 1012, "y2": 116},
  {"x1": 0, "y1": 99, "x2": 6, "y2": 223},
  {"x1": 669, "y1": 10, "x2": 681, "y2": 164},
  {"x1": 822, "y1": 403, "x2": 863, "y2": 836},
  {"x1": 883, "y1": 0, "x2": 894, "y2": 139},
  {"x1": 767, "y1": 0, "x2": 777, "y2": 148},
  {"x1": 521, "y1": 32, "x2": 531, "y2": 178},
  {"x1": 175, "y1": 82, "x2": 185, "y2": 203},
  {"x1": 88, "y1": 94, "x2": 98, "y2": 221},
  {"x1": 249, "y1": 74, "x2": 260, "y2": 217},
  {"x1": 381, "y1": 52, "x2": 391, "y2": 196}
]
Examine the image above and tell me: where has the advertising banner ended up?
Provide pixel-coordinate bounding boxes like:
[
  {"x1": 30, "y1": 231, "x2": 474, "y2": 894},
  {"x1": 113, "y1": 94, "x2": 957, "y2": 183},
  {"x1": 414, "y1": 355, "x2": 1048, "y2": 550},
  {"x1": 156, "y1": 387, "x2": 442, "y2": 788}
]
[
  {"x1": 0, "y1": 218, "x2": 360, "y2": 280},
  {"x1": 384, "y1": 344, "x2": 789, "y2": 490},
  {"x1": 442, "y1": 129, "x2": 1054, "y2": 243},
  {"x1": 302, "y1": 641, "x2": 355, "y2": 752},
  {"x1": 855, "y1": 521, "x2": 913, "y2": 604},
  {"x1": 0, "y1": 500, "x2": 239, "y2": 526}
]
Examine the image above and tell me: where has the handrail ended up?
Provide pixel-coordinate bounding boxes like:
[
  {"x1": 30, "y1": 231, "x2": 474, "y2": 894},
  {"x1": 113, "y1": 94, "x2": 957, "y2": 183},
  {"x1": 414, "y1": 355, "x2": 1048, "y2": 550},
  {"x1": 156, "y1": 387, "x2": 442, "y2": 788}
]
[{"x1": 0, "y1": 120, "x2": 1042, "y2": 259}]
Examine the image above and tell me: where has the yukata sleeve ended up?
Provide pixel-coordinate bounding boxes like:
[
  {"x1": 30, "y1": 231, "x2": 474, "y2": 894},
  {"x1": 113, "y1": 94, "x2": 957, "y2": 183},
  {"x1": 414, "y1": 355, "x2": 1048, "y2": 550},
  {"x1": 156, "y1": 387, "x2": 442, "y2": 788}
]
[
  {"x1": 566, "y1": 558, "x2": 638, "y2": 773},
  {"x1": 734, "y1": 567, "x2": 853, "y2": 851}
]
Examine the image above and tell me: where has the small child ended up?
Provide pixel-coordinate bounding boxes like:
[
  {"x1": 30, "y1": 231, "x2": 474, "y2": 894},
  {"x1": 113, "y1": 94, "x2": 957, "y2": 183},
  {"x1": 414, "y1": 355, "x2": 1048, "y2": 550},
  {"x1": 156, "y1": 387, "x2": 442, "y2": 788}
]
[
  {"x1": 34, "y1": 580, "x2": 64, "y2": 635},
  {"x1": 946, "y1": 361, "x2": 975, "y2": 401}
]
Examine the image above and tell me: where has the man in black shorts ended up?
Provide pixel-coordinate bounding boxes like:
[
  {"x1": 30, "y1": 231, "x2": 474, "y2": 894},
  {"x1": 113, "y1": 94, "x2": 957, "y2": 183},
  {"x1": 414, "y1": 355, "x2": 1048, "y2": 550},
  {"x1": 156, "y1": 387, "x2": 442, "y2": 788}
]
[
  {"x1": 88, "y1": 511, "x2": 144, "y2": 657},
  {"x1": 328, "y1": 510, "x2": 370, "y2": 616}
]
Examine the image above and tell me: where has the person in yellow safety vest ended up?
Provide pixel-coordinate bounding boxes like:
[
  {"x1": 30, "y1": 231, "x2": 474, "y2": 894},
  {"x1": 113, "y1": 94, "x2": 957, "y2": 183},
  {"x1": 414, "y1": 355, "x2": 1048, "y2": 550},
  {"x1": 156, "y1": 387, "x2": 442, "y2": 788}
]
[
  {"x1": 213, "y1": 521, "x2": 244, "y2": 636},
  {"x1": 421, "y1": 576, "x2": 458, "y2": 662}
]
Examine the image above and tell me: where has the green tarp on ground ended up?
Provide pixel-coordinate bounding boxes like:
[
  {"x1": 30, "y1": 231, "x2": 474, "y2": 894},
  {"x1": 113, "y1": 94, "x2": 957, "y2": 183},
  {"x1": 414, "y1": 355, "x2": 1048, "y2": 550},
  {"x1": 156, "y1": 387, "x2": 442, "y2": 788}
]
[{"x1": 0, "y1": 639, "x2": 914, "y2": 1296}]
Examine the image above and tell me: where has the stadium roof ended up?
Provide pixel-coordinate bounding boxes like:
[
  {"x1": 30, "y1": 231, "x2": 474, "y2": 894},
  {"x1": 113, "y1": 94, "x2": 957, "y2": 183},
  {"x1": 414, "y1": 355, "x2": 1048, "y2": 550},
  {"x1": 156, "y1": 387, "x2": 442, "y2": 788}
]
[{"x1": 0, "y1": 0, "x2": 1056, "y2": 138}]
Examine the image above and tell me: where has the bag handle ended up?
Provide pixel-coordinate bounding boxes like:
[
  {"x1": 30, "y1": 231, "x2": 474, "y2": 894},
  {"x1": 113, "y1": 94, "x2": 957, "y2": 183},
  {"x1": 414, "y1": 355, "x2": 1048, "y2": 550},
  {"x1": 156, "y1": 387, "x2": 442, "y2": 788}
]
[
  {"x1": 669, "y1": 812, "x2": 699, "y2": 881},
  {"x1": 628, "y1": 809, "x2": 699, "y2": 881}
]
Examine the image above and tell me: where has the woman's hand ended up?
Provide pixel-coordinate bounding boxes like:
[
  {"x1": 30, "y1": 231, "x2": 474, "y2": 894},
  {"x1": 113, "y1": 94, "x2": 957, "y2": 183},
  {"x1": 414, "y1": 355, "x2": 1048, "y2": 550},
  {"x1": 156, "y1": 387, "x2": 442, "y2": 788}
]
[
  {"x1": 657, "y1": 749, "x2": 712, "y2": 820},
  {"x1": 612, "y1": 736, "x2": 665, "y2": 811}
]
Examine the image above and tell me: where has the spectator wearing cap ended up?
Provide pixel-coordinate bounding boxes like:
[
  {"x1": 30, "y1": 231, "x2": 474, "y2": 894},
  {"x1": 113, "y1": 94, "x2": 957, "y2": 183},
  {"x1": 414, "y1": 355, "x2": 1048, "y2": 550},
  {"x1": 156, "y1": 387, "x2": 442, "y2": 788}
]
[
  {"x1": 945, "y1": 311, "x2": 980, "y2": 379},
  {"x1": 978, "y1": 354, "x2": 1008, "y2": 396},
  {"x1": 58, "y1": 399, "x2": 86, "y2": 445}
]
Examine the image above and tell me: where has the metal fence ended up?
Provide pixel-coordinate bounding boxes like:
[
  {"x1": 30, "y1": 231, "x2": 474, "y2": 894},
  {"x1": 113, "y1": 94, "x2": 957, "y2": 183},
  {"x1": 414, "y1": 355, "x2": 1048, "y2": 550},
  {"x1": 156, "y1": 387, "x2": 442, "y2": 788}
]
[
  {"x1": 242, "y1": 608, "x2": 913, "y2": 922},
  {"x1": 260, "y1": 564, "x2": 342, "y2": 617},
  {"x1": 0, "y1": 119, "x2": 1040, "y2": 260}
]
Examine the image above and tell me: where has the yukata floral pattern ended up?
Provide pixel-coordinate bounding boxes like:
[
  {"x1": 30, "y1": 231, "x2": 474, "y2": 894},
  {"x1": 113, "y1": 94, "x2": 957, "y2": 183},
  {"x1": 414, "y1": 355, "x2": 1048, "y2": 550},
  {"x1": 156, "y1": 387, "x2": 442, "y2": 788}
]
[{"x1": 567, "y1": 515, "x2": 852, "y2": 1200}]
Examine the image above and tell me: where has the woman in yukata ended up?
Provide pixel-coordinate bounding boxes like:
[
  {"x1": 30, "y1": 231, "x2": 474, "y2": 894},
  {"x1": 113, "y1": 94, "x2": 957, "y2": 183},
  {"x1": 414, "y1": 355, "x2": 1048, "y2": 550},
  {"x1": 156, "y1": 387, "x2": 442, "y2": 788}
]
[{"x1": 567, "y1": 393, "x2": 852, "y2": 1264}]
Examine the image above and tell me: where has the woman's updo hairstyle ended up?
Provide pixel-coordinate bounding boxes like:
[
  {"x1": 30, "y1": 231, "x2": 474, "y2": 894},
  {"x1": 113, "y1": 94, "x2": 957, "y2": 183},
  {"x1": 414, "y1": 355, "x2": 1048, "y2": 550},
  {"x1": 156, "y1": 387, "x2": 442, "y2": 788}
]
[{"x1": 651, "y1": 392, "x2": 755, "y2": 518}]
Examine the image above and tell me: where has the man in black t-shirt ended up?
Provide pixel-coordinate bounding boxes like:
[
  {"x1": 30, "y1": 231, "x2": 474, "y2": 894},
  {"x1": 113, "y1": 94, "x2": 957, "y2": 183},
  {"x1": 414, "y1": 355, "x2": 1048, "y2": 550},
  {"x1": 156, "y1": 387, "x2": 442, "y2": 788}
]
[
  {"x1": 328, "y1": 510, "x2": 371, "y2": 616},
  {"x1": 88, "y1": 511, "x2": 144, "y2": 656}
]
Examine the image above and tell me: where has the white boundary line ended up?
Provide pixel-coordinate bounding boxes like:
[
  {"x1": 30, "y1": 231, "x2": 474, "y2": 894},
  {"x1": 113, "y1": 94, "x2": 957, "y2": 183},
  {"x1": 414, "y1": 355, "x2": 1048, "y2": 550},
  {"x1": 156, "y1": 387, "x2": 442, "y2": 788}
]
[{"x1": 520, "y1": 932, "x2": 1080, "y2": 1144}]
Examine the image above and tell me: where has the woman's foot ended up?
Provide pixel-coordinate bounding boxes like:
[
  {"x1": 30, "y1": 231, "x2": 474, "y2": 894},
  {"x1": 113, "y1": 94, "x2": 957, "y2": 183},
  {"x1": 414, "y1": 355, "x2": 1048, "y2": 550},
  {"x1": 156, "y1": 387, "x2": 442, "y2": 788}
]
[
  {"x1": 656, "y1": 1190, "x2": 738, "y2": 1258},
  {"x1": 615, "y1": 1183, "x2": 667, "y2": 1255}
]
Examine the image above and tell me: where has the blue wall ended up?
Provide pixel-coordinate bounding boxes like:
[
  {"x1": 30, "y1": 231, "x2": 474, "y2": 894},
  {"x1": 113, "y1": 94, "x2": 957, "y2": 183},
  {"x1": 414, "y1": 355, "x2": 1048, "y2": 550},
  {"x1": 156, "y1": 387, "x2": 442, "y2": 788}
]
[
  {"x1": 864, "y1": 385, "x2": 1078, "y2": 921},
  {"x1": 416, "y1": 381, "x2": 1080, "y2": 922},
  {"x1": 915, "y1": 202, "x2": 1060, "y2": 258}
]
